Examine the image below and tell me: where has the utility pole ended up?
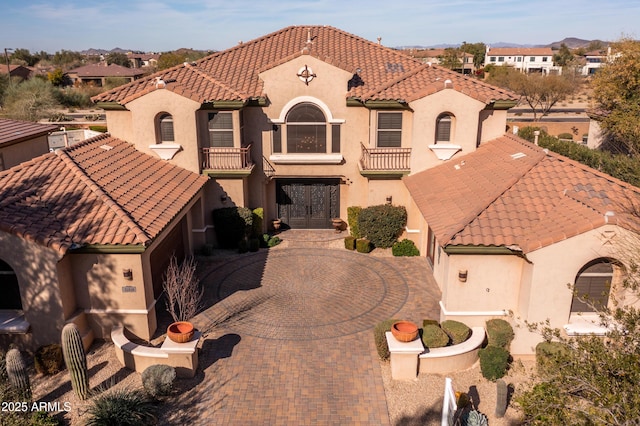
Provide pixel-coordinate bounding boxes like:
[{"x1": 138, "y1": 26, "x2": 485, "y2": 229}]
[{"x1": 4, "y1": 48, "x2": 13, "y2": 86}]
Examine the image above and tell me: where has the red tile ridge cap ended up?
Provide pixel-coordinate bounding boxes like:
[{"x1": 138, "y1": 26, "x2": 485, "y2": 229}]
[
  {"x1": 182, "y1": 62, "x2": 250, "y2": 101},
  {"x1": 55, "y1": 138, "x2": 153, "y2": 246}
]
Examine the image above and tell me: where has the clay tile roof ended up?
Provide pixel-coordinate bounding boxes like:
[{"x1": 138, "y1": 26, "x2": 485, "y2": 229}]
[
  {"x1": 0, "y1": 134, "x2": 208, "y2": 254},
  {"x1": 404, "y1": 134, "x2": 640, "y2": 254},
  {"x1": 69, "y1": 63, "x2": 145, "y2": 78},
  {"x1": 0, "y1": 118, "x2": 58, "y2": 147},
  {"x1": 93, "y1": 25, "x2": 516, "y2": 106}
]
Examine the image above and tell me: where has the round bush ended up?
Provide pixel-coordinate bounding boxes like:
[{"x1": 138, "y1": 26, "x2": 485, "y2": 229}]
[
  {"x1": 421, "y1": 324, "x2": 449, "y2": 348},
  {"x1": 142, "y1": 364, "x2": 176, "y2": 398},
  {"x1": 34, "y1": 344, "x2": 64, "y2": 375},
  {"x1": 357, "y1": 204, "x2": 407, "y2": 248},
  {"x1": 479, "y1": 345, "x2": 510, "y2": 381},
  {"x1": 392, "y1": 239, "x2": 420, "y2": 256},
  {"x1": 440, "y1": 320, "x2": 471, "y2": 345},
  {"x1": 485, "y1": 319, "x2": 514, "y2": 349},
  {"x1": 535, "y1": 341, "x2": 569, "y2": 375}
]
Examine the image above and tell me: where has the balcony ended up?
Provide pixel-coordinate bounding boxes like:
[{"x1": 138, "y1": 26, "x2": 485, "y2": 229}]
[
  {"x1": 359, "y1": 143, "x2": 411, "y2": 178},
  {"x1": 201, "y1": 145, "x2": 254, "y2": 177}
]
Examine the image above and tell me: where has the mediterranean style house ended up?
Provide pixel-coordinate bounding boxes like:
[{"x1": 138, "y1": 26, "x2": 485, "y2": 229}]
[
  {"x1": 484, "y1": 46, "x2": 560, "y2": 75},
  {"x1": 93, "y1": 25, "x2": 517, "y2": 238},
  {"x1": 0, "y1": 135, "x2": 207, "y2": 349},
  {"x1": 405, "y1": 134, "x2": 640, "y2": 354}
]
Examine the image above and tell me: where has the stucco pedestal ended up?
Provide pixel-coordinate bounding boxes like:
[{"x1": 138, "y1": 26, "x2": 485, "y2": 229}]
[{"x1": 386, "y1": 331, "x2": 424, "y2": 380}]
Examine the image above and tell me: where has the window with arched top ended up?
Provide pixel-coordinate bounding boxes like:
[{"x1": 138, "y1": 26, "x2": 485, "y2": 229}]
[
  {"x1": 285, "y1": 103, "x2": 327, "y2": 153},
  {"x1": 571, "y1": 259, "x2": 614, "y2": 313},
  {"x1": 0, "y1": 259, "x2": 22, "y2": 310},
  {"x1": 435, "y1": 113, "x2": 454, "y2": 143},
  {"x1": 156, "y1": 113, "x2": 175, "y2": 143}
]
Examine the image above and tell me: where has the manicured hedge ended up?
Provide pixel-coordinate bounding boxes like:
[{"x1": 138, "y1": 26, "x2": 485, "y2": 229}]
[
  {"x1": 441, "y1": 320, "x2": 471, "y2": 345},
  {"x1": 479, "y1": 345, "x2": 510, "y2": 381},
  {"x1": 374, "y1": 319, "x2": 398, "y2": 360},
  {"x1": 486, "y1": 319, "x2": 514, "y2": 349},
  {"x1": 358, "y1": 204, "x2": 407, "y2": 248},
  {"x1": 347, "y1": 206, "x2": 363, "y2": 238},
  {"x1": 421, "y1": 324, "x2": 449, "y2": 348},
  {"x1": 212, "y1": 207, "x2": 253, "y2": 248},
  {"x1": 392, "y1": 239, "x2": 420, "y2": 256}
]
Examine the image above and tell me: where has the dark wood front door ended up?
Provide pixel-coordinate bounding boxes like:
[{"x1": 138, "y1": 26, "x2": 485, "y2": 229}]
[{"x1": 276, "y1": 179, "x2": 339, "y2": 229}]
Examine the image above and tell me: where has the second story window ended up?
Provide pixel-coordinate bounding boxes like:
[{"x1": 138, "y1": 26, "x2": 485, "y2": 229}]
[
  {"x1": 490, "y1": 56, "x2": 496, "y2": 62},
  {"x1": 377, "y1": 112, "x2": 402, "y2": 147},
  {"x1": 498, "y1": 56, "x2": 504, "y2": 62},
  {"x1": 530, "y1": 56, "x2": 535, "y2": 62},
  {"x1": 208, "y1": 112, "x2": 233, "y2": 147},
  {"x1": 157, "y1": 113, "x2": 174, "y2": 143},
  {"x1": 435, "y1": 113, "x2": 453, "y2": 143},
  {"x1": 286, "y1": 103, "x2": 326, "y2": 153},
  {"x1": 542, "y1": 57, "x2": 548, "y2": 62}
]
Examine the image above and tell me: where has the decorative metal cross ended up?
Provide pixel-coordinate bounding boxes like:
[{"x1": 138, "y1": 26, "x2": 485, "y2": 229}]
[{"x1": 297, "y1": 65, "x2": 316, "y2": 85}]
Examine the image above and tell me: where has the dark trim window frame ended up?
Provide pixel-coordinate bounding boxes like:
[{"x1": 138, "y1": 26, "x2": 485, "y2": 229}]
[
  {"x1": 156, "y1": 112, "x2": 175, "y2": 143},
  {"x1": 377, "y1": 112, "x2": 402, "y2": 148},
  {"x1": 208, "y1": 111, "x2": 234, "y2": 147},
  {"x1": 435, "y1": 113, "x2": 454, "y2": 143}
]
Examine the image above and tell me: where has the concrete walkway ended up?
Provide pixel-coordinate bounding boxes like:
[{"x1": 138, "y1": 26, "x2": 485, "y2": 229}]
[{"x1": 162, "y1": 231, "x2": 441, "y2": 425}]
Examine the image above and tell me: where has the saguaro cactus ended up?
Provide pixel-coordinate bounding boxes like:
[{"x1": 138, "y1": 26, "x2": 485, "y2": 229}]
[
  {"x1": 495, "y1": 378, "x2": 508, "y2": 418},
  {"x1": 61, "y1": 323, "x2": 89, "y2": 400},
  {"x1": 6, "y1": 348, "x2": 31, "y2": 401}
]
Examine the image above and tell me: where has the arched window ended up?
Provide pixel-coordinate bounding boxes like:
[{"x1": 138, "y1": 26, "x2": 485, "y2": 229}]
[
  {"x1": 286, "y1": 103, "x2": 326, "y2": 153},
  {"x1": 571, "y1": 259, "x2": 613, "y2": 313},
  {"x1": 0, "y1": 259, "x2": 22, "y2": 310},
  {"x1": 435, "y1": 113, "x2": 454, "y2": 143},
  {"x1": 156, "y1": 113, "x2": 175, "y2": 143}
]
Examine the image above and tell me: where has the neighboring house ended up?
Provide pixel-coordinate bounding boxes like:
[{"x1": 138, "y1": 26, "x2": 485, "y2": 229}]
[
  {"x1": 67, "y1": 63, "x2": 146, "y2": 86},
  {"x1": 0, "y1": 64, "x2": 35, "y2": 80},
  {"x1": 411, "y1": 49, "x2": 476, "y2": 74},
  {"x1": 48, "y1": 128, "x2": 104, "y2": 150},
  {"x1": 0, "y1": 134, "x2": 208, "y2": 349},
  {"x1": 485, "y1": 47, "x2": 560, "y2": 74},
  {"x1": 0, "y1": 118, "x2": 58, "y2": 171},
  {"x1": 92, "y1": 25, "x2": 518, "y2": 242},
  {"x1": 128, "y1": 53, "x2": 160, "y2": 69},
  {"x1": 581, "y1": 47, "x2": 613, "y2": 76},
  {"x1": 404, "y1": 134, "x2": 640, "y2": 354}
]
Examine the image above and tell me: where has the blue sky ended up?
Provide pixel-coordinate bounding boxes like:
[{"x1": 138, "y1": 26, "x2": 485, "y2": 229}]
[{"x1": 2, "y1": 0, "x2": 638, "y2": 53}]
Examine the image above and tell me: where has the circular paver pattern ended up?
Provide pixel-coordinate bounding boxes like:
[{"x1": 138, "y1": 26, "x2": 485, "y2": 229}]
[{"x1": 201, "y1": 248, "x2": 409, "y2": 340}]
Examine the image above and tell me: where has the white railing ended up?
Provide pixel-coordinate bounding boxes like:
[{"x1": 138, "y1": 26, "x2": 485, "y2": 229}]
[{"x1": 442, "y1": 377, "x2": 458, "y2": 426}]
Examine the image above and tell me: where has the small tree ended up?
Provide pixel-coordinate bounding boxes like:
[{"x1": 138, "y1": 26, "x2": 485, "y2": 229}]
[{"x1": 163, "y1": 256, "x2": 203, "y2": 322}]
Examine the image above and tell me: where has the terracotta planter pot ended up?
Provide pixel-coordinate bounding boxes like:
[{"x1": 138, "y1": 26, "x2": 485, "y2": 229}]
[
  {"x1": 391, "y1": 320, "x2": 419, "y2": 342},
  {"x1": 167, "y1": 321, "x2": 195, "y2": 343}
]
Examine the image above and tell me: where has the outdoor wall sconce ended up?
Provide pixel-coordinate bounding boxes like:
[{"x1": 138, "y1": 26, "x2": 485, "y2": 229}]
[
  {"x1": 123, "y1": 269, "x2": 133, "y2": 280},
  {"x1": 386, "y1": 196, "x2": 392, "y2": 205},
  {"x1": 458, "y1": 269, "x2": 468, "y2": 283}
]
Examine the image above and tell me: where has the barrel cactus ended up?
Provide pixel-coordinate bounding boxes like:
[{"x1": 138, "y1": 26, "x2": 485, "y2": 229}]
[
  {"x1": 61, "y1": 323, "x2": 90, "y2": 400},
  {"x1": 495, "y1": 379, "x2": 508, "y2": 418},
  {"x1": 6, "y1": 348, "x2": 31, "y2": 400}
]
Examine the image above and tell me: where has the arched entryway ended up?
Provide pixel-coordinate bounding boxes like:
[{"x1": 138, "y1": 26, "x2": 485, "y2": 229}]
[{"x1": 0, "y1": 259, "x2": 22, "y2": 310}]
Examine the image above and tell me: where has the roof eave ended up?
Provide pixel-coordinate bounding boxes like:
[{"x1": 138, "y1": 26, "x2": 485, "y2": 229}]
[
  {"x1": 94, "y1": 101, "x2": 128, "y2": 111},
  {"x1": 487, "y1": 100, "x2": 518, "y2": 110}
]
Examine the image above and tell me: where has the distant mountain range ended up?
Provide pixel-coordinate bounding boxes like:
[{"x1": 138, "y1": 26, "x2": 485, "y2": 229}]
[
  {"x1": 397, "y1": 37, "x2": 609, "y2": 51},
  {"x1": 82, "y1": 37, "x2": 610, "y2": 55}
]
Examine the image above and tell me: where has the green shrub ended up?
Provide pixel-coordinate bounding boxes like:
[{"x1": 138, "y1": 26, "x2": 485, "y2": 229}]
[
  {"x1": 248, "y1": 237, "x2": 260, "y2": 252},
  {"x1": 422, "y1": 319, "x2": 439, "y2": 328},
  {"x1": 30, "y1": 411, "x2": 63, "y2": 426},
  {"x1": 344, "y1": 235, "x2": 356, "y2": 250},
  {"x1": 479, "y1": 345, "x2": 510, "y2": 381},
  {"x1": 485, "y1": 319, "x2": 514, "y2": 349},
  {"x1": 421, "y1": 324, "x2": 449, "y2": 348},
  {"x1": 141, "y1": 365, "x2": 176, "y2": 399},
  {"x1": 374, "y1": 319, "x2": 398, "y2": 360},
  {"x1": 392, "y1": 239, "x2": 419, "y2": 256},
  {"x1": 85, "y1": 388, "x2": 157, "y2": 426},
  {"x1": 252, "y1": 208, "x2": 263, "y2": 237},
  {"x1": 356, "y1": 238, "x2": 371, "y2": 253},
  {"x1": 557, "y1": 132, "x2": 574, "y2": 140},
  {"x1": 347, "y1": 206, "x2": 362, "y2": 238},
  {"x1": 89, "y1": 125, "x2": 108, "y2": 133},
  {"x1": 34, "y1": 344, "x2": 64, "y2": 375},
  {"x1": 260, "y1": 233, "x2": 271, "y2": 248},
  {"x1": 267, "y1": 236, "x2": 281, "y2": 247},
  {"x1": 358, "y1": 204, "x2": 407, "y2": 248},
  {"x1": 212, "y1": 207, "x2": 253, "y2": 248},
  {"x1": 535, "y1": 341, "x2": 569, "y2": 375},
  {"x1": 238, "y1": 239, "x2": 249, "y2": 253},
  {"x1": 441, "y1": 320, "x2": 471, "y2": 345}
]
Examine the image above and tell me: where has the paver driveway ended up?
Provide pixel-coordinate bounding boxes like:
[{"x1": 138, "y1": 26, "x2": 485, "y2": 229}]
[{"x1": 162, "y1": 233, "x2": 440, "y2": 425}]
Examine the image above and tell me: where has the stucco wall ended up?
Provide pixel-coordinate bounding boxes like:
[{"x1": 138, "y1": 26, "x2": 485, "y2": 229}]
[
  {"x1": 0, "y1": 231, "x2": 66, "y2": 349},
  {"x1": 0, "y1": 135, "x2": 50, "y2": 169}
]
